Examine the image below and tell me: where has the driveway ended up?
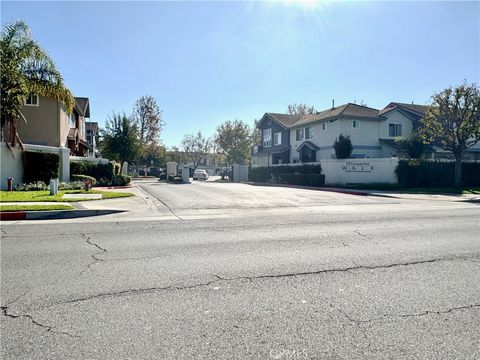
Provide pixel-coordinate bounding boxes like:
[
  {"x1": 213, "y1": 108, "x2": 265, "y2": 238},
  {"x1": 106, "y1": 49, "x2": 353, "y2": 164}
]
[{"x1": 135, "y1": 179, "x2": 389, "y2": 211}]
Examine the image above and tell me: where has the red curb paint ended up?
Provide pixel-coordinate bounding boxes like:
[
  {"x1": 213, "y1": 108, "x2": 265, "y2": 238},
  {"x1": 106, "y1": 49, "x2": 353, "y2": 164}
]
[{"x1": 0, "y1": 211, "x2": 26, "y2": 220}]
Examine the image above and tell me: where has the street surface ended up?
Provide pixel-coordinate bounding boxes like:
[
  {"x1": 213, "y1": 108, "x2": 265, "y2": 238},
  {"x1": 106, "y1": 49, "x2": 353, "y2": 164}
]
[{"x1": 2, "y1": 179, "x2": 480, "y2": 359}]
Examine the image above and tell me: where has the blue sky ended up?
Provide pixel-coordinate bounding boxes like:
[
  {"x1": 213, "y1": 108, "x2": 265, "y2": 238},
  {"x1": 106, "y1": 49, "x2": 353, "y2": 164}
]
[{"x1": 2, "y1": 1, "x2": 479, "y2": 147}]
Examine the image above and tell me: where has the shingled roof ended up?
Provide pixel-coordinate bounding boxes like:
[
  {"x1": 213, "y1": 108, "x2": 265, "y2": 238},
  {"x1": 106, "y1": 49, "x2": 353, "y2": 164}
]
[
  {"x1": 264, "y1": 113, "x2": 303, "y2": 128},
  {"x1": 292, "y1": 103, "x2": 382, "y2": 127},
  {"x1": 379, "y1": 102, "x2": 428, "y2": 117}
]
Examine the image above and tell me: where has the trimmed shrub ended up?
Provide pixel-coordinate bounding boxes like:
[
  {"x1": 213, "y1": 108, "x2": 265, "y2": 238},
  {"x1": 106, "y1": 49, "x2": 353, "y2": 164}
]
[
  {"x1": 334, "y1": 134, "x2": 353, "y2": 159},
  {"x1": 395, "y1": 160, "x2": 480, "y2": 188},
  {"x1": 24, "y1": 152, "x2": 60, "y2": 183},
  {"x1": 112, "y1": 174, "x2": 131, "y2": 186},
  {"x1": 71, "y1": 174, "x2": 97, "y2": 186},
  {"x1": 16, "y1": 181, "x2": 48, "y2": 191},
  {"x1": 58, "y1": 182, "x2": 84, "y2": 190},
  {"x1": 249, "y1": 164, "x2": 322, "y2": 182},
  {"x1": 168, "y1": 175, "x2": 183, "y2": 183},
  {"x1": 70, "y1": 161, "x2": 115, "y2": 181}
]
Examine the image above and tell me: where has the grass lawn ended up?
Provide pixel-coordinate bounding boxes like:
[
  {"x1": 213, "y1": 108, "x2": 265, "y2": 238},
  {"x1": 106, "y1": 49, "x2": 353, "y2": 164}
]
[
  {"x1": 0, "y1": 204, "x2": 74, "y2": 212},
  {"x1": 0, "y1": 189, "x2": 134, "y2": 203}
]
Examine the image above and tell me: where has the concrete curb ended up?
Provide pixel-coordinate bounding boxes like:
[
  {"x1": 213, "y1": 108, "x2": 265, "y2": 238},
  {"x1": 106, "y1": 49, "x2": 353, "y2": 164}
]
[
  {"x1": 244, "y1": 182, "x2": 370, "y2": 196},
  {"x1": 0, "y1": 209, "x2": 125, "y2": 221}
]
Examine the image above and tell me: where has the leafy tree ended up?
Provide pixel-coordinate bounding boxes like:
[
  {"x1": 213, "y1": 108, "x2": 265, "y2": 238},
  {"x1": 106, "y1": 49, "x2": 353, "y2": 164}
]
[
  {"x1": 166, "y1": 146, "x2": 188, "y2": 165},
  {"x1": 405, "y1": 133, "x2": 424, "y2": 159},
  {"x1": 100, "y1": 113, "x2": 140, "y2": 171},
  {"x1": 215, "y1": 120, "x2": 252, "y2": 165},
  {"x1": 419, "y1": 82, "x2": 480, "y2": 187},
  {"x1": 181, "y1": 131, "x2": 212, "y2": 170},
  {"x1": 333, "y1": 134, "x2": 353, "y2": 159},
  {"x1": 0, "y1": 20, "x2": 75, "y2": 147},
  {"x1": 140, "y1": 143, "x2": 167, "y2": 168},
  {"x1": 287, "y1": 103, "x2": 316, "y2": 115}
]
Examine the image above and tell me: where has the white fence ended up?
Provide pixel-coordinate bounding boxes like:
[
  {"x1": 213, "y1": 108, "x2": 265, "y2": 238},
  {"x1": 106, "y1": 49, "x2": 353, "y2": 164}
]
[
  {"x1": 0, "y1": 143, "x2": 112, "y2": 190},
  {"x1": 252, "y1": 157, "x2": 399, "y2": 185},
  {"x1": 1, "y1": 143, "x2": 70, "y2": 190}
]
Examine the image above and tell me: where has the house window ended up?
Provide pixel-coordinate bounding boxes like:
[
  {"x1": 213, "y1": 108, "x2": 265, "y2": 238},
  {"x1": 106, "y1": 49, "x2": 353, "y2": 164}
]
[
  {"x1": 70, "y1": 113, "x2": 77, "y2": 128},
  {"x1": 305, "y1": 127, "x2": 314, "y2": 139},
  {"x1": 263, "y1": 128, "x2": 272, "y2": 147},
  {"x1": 296, "y1": 128, "x2": 304, "y2": 141},
  {"x1": 322, "y1": 123, "x2": 327, "y2": 131},
  {"x1": 274, "y1": 132, "x2": 282, "y2": 146},
  {"x1": 389, "y1": 123, "x2": 402, "y2": 137},
  {"x1": 352, "y1": 120, "x2": 359, "y2": 128},
  {"x1": 24, "y1": 93, "x2": 39, "y2": 106}
]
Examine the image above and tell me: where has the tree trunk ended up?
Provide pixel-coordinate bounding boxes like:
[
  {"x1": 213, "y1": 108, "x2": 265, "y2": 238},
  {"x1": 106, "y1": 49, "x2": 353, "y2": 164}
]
[
  {"x1": 454, "y1": 154, "x2": 462, "y2": 188},
  {"x1": 9, "y1": 119, "x2": 17, "y2": 147}
]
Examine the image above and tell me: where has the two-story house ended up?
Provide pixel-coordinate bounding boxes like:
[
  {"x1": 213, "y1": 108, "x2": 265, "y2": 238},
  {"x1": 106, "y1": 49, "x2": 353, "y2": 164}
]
[
  {"x1": 252, "y1": 101, "x2": 480, "y2": 165},
  {"x1": 17, "y1": 94, "x2": 91, "y2": 156},
  {"x1": 252, "y1": 113, "x2": 301, "y2": 166}
]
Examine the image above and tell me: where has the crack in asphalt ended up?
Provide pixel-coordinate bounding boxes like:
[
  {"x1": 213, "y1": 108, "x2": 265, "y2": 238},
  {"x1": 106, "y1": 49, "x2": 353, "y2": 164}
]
[
  {"x1": 1, "y1": 305, "x2": 78, "y2": 338},
  {"x1": 136, "y1": 184, "x2": 184, "y2": 221},
  {"x1": 327, "y1": 302, "x2": 372, "y2": 348},
  {"x1": 356, "y1": 304, "x2": 480, "y2": 323},
  {"x1": 35, "y1": 255, "x2": 474, "y2": 309},
  {"x1": 80, "y1": 234, "x2": 107, "y2": 274}
]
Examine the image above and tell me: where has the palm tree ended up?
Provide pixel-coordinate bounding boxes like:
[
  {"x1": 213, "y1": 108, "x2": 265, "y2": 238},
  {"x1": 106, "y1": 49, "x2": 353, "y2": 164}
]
[{"x1": 0, "y1": 20, "x2": 75, "y2": 147}]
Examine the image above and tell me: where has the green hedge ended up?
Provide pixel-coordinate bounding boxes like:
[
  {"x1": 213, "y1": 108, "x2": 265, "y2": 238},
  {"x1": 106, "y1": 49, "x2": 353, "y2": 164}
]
[
  {"x1": 70, "y1": 161, "x2": 115, "y2": 181},
  {"x1": 24, "y1": 152, "x2": 60, "y2": 183},
  {"x1": 395, "y1": 160, "x2": 480, "y2": 187},
  {"x1": 275, "y1": 173, "x2": 325, "y2": 187},
  {"x1": 71, "y1": 174, "x2": 97, "y2": 186},
  {"x1": 249, "y1": 164, "x2": 322, "y2": 182},
  {"x1": 112, "y1": 174, "x2": 131, "y2": 186}
]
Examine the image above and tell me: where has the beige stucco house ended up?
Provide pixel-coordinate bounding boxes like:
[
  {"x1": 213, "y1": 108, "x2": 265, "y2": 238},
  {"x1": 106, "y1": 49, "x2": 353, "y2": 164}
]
[{"x1": 17, "y1": 94, "x2": 90, "y2": 156}]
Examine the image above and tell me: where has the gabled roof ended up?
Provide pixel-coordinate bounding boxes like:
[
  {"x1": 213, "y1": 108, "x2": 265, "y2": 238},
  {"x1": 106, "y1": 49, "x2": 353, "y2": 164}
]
[
  {"x1": 67, "y1": 128, "x2": 78, "y2": 140},
  {"x1": 263, "y1": 113, "x2": 302, "y2": 128},
  {"x1": 74, "y1": 97, "x2": 90, "y2": 118},
  {"x1": 296, "y1": 141, "x2": 320, "y2": 152},
  {"x1": 292, "y1": 103, "x2": 382, "y2": 127},
  {"x1": 379, "y1": 102, "x2": 428, "y2": 117},
  {"x1": 260, "y1": 103, "x2": 383, "y2": 130}
]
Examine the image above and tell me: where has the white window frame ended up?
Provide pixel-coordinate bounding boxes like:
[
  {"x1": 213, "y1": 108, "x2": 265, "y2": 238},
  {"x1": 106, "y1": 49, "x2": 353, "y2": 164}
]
[
  {"x1": 352, "y1": 120, "x2": 359, "y2": 129},
  {"x1": 296, "y1": 128, "x2": 304, "y2": 141},
  {"x1": 273, "y1": 132, "x2": 282, "y2": 146},
  {"x1": 263, "y1": 128, "x2": 272, "y2": 148},
  {"x1": 389, "y1": 123, "x2": 402, "y2": 137},
  {"x1": 305, "y1": 126, "x2": 314, "y2": 140},
  {"x1": 322, "y1": 123, "x2": 327, "y2": 131},
  {"x1": 24, "y1": 93, "x2": 39, "y2": 106}
]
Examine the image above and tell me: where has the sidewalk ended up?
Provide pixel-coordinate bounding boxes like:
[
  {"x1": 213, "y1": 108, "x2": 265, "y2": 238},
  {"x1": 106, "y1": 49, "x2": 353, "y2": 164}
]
[{"x1": 0, "y1": 186, "x2": 147, "y2": 221}]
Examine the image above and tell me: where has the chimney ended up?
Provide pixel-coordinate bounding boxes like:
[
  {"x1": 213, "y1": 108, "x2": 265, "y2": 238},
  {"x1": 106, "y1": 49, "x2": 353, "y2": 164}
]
[{"x1": 332, "y1": 99, "x2": 335, "y2": 109}]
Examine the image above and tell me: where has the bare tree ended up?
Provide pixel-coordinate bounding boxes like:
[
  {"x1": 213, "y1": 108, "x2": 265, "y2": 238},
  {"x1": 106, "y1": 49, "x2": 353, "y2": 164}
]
[
  {"x1": 287, "y1": 103, "x2": 316, "y2": 115},
  {"x1": 131, "y1": 95, "x2": 165, "y2": 173},
  {"x1": 181, "y1": 131, "x2": 212, "y2": 171}
]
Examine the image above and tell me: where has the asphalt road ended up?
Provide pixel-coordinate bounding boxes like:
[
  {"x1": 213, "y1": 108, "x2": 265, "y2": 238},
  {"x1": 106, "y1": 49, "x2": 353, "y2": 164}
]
[{"x1": 1, "y1": 181, "x2": 480, "y2": 359}]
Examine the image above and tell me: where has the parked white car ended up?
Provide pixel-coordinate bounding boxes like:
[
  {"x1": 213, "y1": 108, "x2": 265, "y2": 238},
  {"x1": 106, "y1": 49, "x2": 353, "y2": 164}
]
[{"x1": 193, "y1": 169, "x2": 209, "y2": 180}]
